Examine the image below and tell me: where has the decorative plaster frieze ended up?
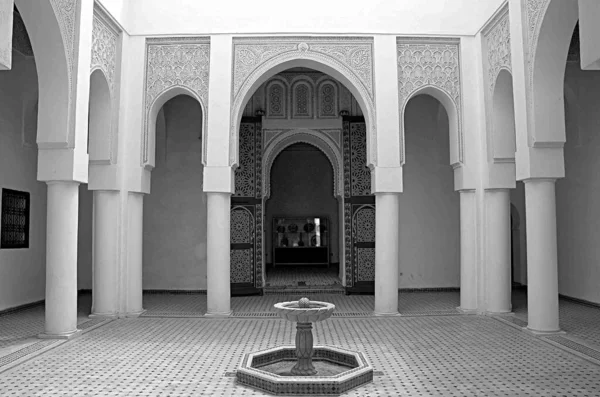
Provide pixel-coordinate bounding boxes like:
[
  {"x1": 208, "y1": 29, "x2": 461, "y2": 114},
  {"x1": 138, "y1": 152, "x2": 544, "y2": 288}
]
[
  {"x1": 50, "y1": 0, "x2": 78, "y2": 144},
  {"x1": 91, "y1": 6, "x2": 119, "y2": 92},
  {"x1": 262, "y1": 129, "x2": 343, "y2": 199},
  {"x1": 483, "y1": 5, "x2": 511, "y2": 94},
  {"x1": 231, "y1": 37, "x2": 376, "y2": 167},
  {"x1": 525, "y1": 0, "x2": 550, "y2": 117},
  {"x1": 142, "y1": 37, "x2": 210, "y2": 165},
  {"x1": 397, "y1": 37, "x2": 463, "y2": 164},
  {"x1": 0, "y1": 0, "x2": 13, "y2": 70}
]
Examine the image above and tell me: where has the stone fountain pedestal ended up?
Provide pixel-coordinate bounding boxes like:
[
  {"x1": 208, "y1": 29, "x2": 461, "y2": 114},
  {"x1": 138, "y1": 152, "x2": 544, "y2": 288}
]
[{"x1": 236, "y1": 298, "x2": 373, "y2": 395}]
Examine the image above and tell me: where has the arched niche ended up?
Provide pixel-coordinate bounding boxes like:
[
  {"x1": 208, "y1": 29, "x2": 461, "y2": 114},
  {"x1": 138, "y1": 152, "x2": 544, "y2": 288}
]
[
  {"x1": 402, "y1": 86, "x2": 460, "y2": 171},
  {"x1": 145, "y1": 86, "x2": 205, "y2": 171},
  {"x1": 491, "y1": 69, "x2": 516, "y2": 163},
  {"x1": 15, "y1": 0, "x2": 71, "y2": 146},
  {"x1": 232, "y1": 56, "x2": 375, "y2": 169},
  {"x1": 263, "y1": 130, "x2": 343, "y2": 199},
  {"x1": 88, "y1": 69, "x2": 112, "y2": 164},
  {"x1": 530, "y1": 0, "x2": 578, "y2": 147}
]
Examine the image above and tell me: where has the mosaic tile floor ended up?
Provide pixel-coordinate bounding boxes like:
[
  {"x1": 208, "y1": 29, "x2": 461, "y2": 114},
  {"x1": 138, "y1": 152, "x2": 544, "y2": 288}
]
[
  {"x1": 1, "y1": 315, "x2": 600, "y2": 396},
  {"x1": 1, "y1": 291, "x2": 599, "y2": 396}
]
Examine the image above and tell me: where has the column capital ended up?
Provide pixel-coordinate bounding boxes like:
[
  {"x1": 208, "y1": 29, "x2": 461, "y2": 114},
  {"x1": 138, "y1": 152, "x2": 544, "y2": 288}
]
[
  {"x1": 203, "y1": 165, "x2": 235, "y2": 194},
  {"x1": 370, "y1": 166, "x2": 402, "y2": 194},
  {"x1": 37, "y1": 148, "x2": 88, "y2": 184}
]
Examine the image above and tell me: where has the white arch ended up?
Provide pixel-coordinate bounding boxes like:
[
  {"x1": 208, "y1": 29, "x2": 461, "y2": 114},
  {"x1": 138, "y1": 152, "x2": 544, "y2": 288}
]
[
  {"x1": 401, "y1": 85, "x2": 460, "y2": 169},
  {"x1": 15, "y1": 0, "x2": 71, "y2": 147},
  {"x1": 88, "y1": 69, "x2": 112, "y2": 164},
  {"x1": 529, "y1": 0, "x2": 578, "y2": 148},
  {"x1": 491, "y1": 69, "x2": 516, "y2": 163},
  {"x1": 144, "y1": 86, "x2": 205, "y2": 170},
  {"x1": 263, "y1": 129, "x2": 343, "y2": 199},
  {"x1": 231, "y1": 55, "x2": 376, "y2": 169}
]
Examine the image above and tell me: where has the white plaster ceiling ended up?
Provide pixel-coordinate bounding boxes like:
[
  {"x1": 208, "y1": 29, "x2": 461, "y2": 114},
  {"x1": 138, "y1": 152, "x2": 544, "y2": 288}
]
[{"x1": 98, "y1": 0, "x2": 506, "y2": 36}]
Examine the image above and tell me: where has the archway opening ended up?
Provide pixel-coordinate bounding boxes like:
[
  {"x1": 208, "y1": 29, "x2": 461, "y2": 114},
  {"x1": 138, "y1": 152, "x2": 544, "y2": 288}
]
[
  {"x1": 232, "y1": 66, "x2": 371, "y2": 293},
  {"x1": 266, "y1": 142, "x2": 339, "y2": 287},
  {"x1": 400, "y1": 94, "x2": 460, "y2": 289},
  {"x1": 0, "y1": 5, "x2": 47, "y2": 312},
  {"x1": 556, "y1": 21, "x2": 600, "y2": 305},
  {"x1": 143, "y1": 94, "x2": 207, "y2": 293}
]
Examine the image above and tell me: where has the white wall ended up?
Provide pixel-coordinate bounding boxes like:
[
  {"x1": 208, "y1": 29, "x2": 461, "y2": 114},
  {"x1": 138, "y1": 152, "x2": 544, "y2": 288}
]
[
  {"x1": 555, "y1": 63, "x2": 600, "y2": 304},
  {"x1": 0, "y1": 51, "x2": 47, "y2": 311},
  {"x1": 398, "y1": 95, "x2": 460, "y2": 288},
  {"x1": 100, "y1": 0, "x2": 504, "y2": 36},
  {"x1": 143, "y1": 95, "x2": 207, "y2": 290}
]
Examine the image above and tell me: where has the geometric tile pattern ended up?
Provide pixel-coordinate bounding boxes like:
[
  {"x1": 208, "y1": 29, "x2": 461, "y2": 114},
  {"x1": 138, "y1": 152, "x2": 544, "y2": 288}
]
[
  {"x1": 1, "y1": 315, "x2": 600, "y2": 396},
  {"x1": 266, "y1": 265, "x2": 342, "y2": 287}
]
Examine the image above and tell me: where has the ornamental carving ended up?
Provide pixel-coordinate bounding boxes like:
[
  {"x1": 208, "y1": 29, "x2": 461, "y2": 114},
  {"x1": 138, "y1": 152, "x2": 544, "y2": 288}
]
[
  {"x1": 267, "y1": 81, "x2": 286, "y2": 118},
  {"x1": 354, "y1": 207, "x2": 375, "y2": 242},
  {"x1": 350, "y1": 122, "x2": 371, "y2": 196},
  {"x1": 263, "y1": 129, "x2": 343, "y2": 199},
  {"x1": 143, "y1": 37, "x2": 210, "y2": 165},
  {"x1": 344, "y1": 203, "x2": 353, "y2": 286},
  {"x1": 230, "y1": 249, "x2": 253, "y2": 283},
  {"x1": 356, "y1": 247, "x2": 375, "y2": 282},
  {"x1": 234, "y1": 123, "x2": 255, "y2": 197},
  {"x1": 50, "y1": 0, "x2": 77, "y2": 143},
  {"x1": 255, "y1": 204, "x2": 263, "y2": 287},
  {"x1": 0, "y1": 0, "x2": 13, "y2": 70},
  {"x1": 525, "y1": 0, "x2": 550, "y2": 127},
  {"x1": 397, "y1": 38, "x2": 462, "y2": 164},
  {"x1": 319, "y1": 82, "x2": 337, "y2": 117},
  {"x1": 293, "y1": 82, "x2": 311, "y2": 117},
  {"x1": 484, "y1": 7, "x2": 511, "y2": 94},
  {"x1": 255, "y1": 125, "x2": 263, "y2": 198},
  {"x1": 231, "y1": 37, "x2": 376, "y2": 167},
  {"x1": 91, "y1": 8, "x2": 119, "y2": 92},
  {"x1": 231, "y1": 208, "x2": 253, "y2": 244}
]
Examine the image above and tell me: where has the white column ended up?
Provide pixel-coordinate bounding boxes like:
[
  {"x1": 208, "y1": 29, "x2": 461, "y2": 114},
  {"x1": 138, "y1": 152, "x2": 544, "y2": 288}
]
[
  {"x1": 90, "y1": 190, "x2": 119, "y2": 318},
  {"x1": 524, "y1": 179, "x2": 560, "y2": 332},
  {"x1": 125, "y1": 192, "x2": 144, "y2": 316},
  {"x1": 459, "y1": 190, "x2": 478, "y2": 312},
  {"x1": 486, "y1": 189, "x2": 512, "y2": 313},
  {"x1": 206, "y1": 192, "x2": 232, "y2": 317},
  {"x1": 40, "y1": 181, "x2": 80, "y2": 339},
  {"x1": 374, "y1": 193, "x2": 400, "y2": 316}
]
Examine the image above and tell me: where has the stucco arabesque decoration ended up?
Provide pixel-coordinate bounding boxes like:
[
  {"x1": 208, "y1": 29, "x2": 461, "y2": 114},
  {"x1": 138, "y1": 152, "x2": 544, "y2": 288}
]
[
  {"x1": 231, "y1": 37, "x2": 376, "y2": 168},
  {"x1": 484, "y1": 5, "x2": 511, "y2": 95},
  {"x1": 142, "y1": 37, "x2": 210, "y2": 166},
  {"x1": 50, "y1": 0, "x2": 77, "y2": 144},
  {"x1": 525, "y1": 0, "x2": 550, "y2": 128},
  {"x1": 262, "y1": 129, "x2": 343, "y2": 199},
  {"x1": 397, "y1": 38, "x2": 463, "y2": 165},
  {"x1": 91, "y1": 7, "x2": 119, "y2": 93}
]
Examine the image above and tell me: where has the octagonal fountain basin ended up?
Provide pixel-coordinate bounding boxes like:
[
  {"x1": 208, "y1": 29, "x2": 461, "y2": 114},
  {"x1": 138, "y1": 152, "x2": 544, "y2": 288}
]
[{"x1": 236, "y1": 345, "x2": 373, "y2": 396}]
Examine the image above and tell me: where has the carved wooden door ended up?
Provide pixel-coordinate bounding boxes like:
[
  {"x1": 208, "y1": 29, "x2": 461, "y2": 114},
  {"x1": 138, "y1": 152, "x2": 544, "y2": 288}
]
[
  {"x1": 230, "y1": 117, "x2": 263, "y2": 295},
  {"x1": 343, "y1": 118, "x2": 376, "y2": 293}
]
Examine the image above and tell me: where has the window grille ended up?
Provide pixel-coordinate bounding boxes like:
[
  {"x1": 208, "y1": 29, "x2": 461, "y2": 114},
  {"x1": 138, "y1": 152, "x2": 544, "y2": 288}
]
[{"x1": 1, "y1": 189, "x2": 30, "y2": 249}]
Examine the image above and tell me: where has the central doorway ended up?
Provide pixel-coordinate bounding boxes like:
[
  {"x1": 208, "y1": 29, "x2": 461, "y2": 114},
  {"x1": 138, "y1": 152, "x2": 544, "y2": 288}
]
[{"x1": 265, "y1": 143, "x2": 341, "y2": 289}]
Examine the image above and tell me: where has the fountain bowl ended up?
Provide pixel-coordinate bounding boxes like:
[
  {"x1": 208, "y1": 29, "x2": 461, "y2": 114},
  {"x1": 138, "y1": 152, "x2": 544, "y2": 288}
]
[
  {"x1": 273, "y1": 299, "x2": 335, "y2": 323},
  {"x1": 236, "y1": 345, "x2": 373, "y2": 395}
]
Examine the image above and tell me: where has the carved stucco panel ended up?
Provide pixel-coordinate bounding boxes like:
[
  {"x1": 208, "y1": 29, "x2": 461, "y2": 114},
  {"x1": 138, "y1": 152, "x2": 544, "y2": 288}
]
[
  {"x1": 50, "y1": 0, "x2": 77, "y2": 143},
  {"x1": 142, "y1": 37, "x2": 210, "y2": 165},
  {"x1": 91, "y1": 9, "x2": 119, "y2": 92},
  {"x1": 484, "y1": 7, "x2": 511, "y2": 94},
  {"x1": 0, "y1": 0, "x2": 13, "y2": 70},
  {"x1": 397, "y1": 38, "x2": 463, "y2": 164},
  {"x1": 231, "y1": 37, "x2": 376, "y2": 167},
  {"x1": 525, "y1": 0, "x2": 550, "y2": 132}
]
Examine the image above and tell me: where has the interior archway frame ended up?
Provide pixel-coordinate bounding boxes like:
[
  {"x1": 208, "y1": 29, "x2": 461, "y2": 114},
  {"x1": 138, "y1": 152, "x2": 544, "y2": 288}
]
[
  {"x1": 263, "y1": 129, "x2": 343, "y2": 199},
  {"x1": 230, "y1": 37, "x2": 377, "y2": 170},
  {"x1": 397, "y1": 37, "x2": 463, "y2": 168},
  {"x1": 142, "y1": 37, "x2": 210, "y2": 169}
]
